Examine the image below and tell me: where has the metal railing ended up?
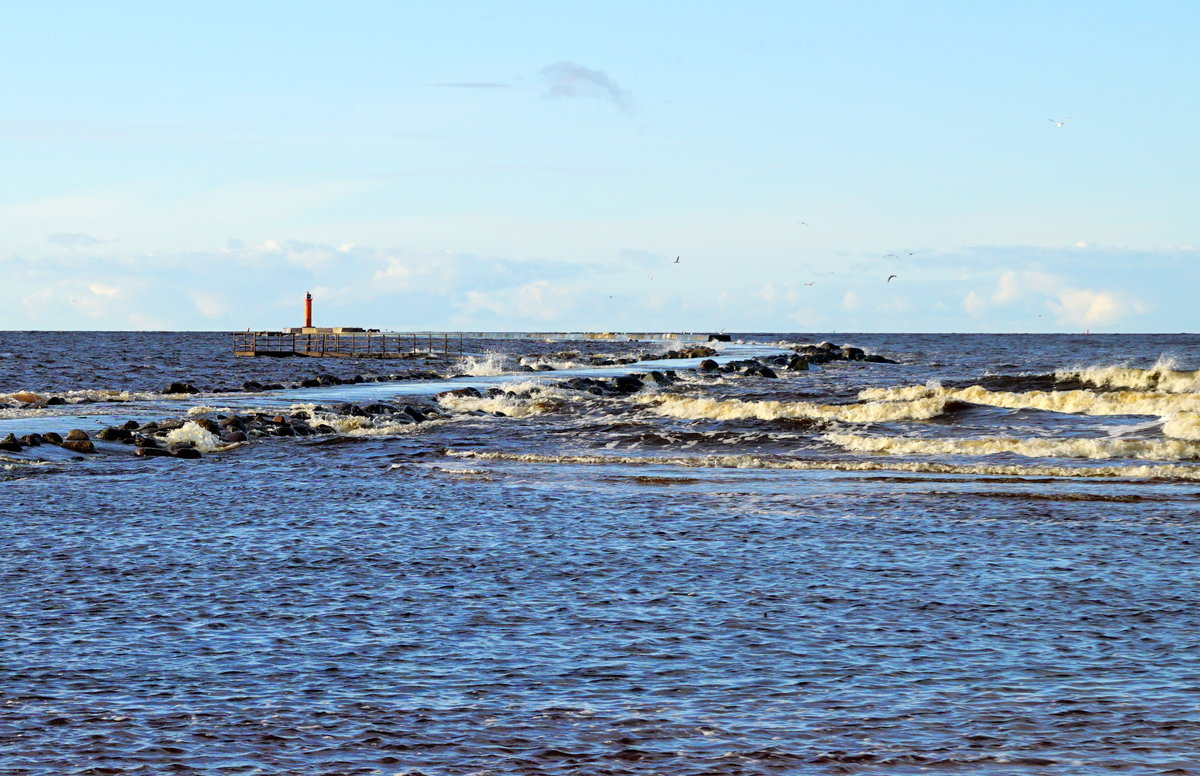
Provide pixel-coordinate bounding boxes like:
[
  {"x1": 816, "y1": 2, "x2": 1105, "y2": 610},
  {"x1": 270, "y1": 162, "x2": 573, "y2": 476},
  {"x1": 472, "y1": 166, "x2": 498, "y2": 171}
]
[{"x1": 233, "y1": 331, "x2": 465, "y2": 358}]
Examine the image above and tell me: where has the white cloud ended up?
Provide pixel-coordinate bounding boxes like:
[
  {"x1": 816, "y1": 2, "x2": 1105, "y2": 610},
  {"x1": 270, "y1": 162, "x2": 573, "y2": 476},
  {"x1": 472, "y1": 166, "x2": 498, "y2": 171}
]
[
  {"x1": 1051, "y1": 289, "x2": 1138, "y2": 327},
  {"x1": 841, "y1": 290, "x2": 861, "y2": 311},
  {"x1": 963, "y1": 290, "x2": 987, "y2": 316},
  {"x1": 189, "y1": 292, "x2": 229, "y2": 319}
]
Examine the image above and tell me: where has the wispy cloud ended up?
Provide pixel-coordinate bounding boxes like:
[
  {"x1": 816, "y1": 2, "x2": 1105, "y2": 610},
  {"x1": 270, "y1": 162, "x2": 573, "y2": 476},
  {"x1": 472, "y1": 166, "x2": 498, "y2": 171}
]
[
  {"x1": 47, "y1": 232, "x2": 103, "y2": 248},
  {"x1": 540, "y1": 61, "x2": 633, "y2": 114},
  {"x1": 433, "y1": 81, "x2": 512, "y2": 89}
]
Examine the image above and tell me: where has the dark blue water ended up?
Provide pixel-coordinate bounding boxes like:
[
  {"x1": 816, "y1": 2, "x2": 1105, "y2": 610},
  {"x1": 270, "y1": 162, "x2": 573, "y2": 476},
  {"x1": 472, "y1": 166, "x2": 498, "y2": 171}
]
[{"x1": 2, "y1": 333, "x2": 1199, "y2": 774}]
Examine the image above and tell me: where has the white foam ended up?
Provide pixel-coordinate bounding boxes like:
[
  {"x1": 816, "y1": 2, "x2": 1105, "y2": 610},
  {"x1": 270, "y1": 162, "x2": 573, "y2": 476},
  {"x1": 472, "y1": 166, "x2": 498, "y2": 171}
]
[
  {"x1": 632, "y1": 393, "x2": 947, "y2": 423},
  {"x1": 163, "y1": 421, "x2": 223, "y2": 453},
  {"x1": 859, "y1": 383, "x2": 1200, "y2": 418},
  {"x1": 452, "y1": 353, "x2": 510, "y2": 376},
  {"x1": 187, "y1": 405, "x2": 231, "y2": 416},
  {"x1": 1059, "y1": 356, "x2": 1200, "y2": 394},
  {"x1": 445, "y1": 449, "x2": 1200, "y2": 481},
  {"x1": 823, "y1": 432, "x2": 1200, "y2": 461}
]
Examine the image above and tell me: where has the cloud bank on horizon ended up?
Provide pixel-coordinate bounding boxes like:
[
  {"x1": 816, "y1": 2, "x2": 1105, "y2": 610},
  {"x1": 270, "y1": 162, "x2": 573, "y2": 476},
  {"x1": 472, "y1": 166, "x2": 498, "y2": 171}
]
[
  {"x1": 2, "y1": 3, "x2": 1197, "y2": 332},
  {"x1": 2, "y1": 237, "x2": 1189, "y2": 332}
]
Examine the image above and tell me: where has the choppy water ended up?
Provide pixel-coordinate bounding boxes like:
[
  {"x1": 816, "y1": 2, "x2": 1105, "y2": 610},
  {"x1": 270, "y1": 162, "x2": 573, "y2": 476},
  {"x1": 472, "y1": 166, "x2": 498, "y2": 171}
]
[{"x1": 2, "y1": 332, "x2": 1199, "y2": 774}]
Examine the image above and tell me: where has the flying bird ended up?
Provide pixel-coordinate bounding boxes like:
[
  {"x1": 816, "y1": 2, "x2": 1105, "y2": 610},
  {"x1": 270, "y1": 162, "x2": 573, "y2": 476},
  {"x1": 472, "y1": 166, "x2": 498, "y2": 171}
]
[
  {"x1": 674, "y1": 255, "x2": 680, "y2": 263},
  {"x1": 1050, "y1": 117, "x2": 1071, "y2": 128},
  {"x1": 803, "y1": 281, "x2": 815, "y2": 286},
  {"x1": 883, "y1": 253, "x2": 899, "y2": 259},
  {"x1": 905, "y1": 249, "x2": 916, "y2": 255},
  {"x1": 887, "y1": 274, "x2": 898, "y2": 283},
  {"x1": 798, "y1": 221, "x2": 809, "y2": 227}
]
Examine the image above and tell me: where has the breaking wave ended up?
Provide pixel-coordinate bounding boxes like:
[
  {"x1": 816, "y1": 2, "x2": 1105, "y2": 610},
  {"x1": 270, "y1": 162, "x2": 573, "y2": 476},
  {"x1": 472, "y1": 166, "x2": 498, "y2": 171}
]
[
  {"x1": 823, "y1": 432, "x2": 1200, "y2": 462},
  {"x1": 1059, "y1": 357, "x2": 1200, "y2": 394},
  {"x1": 859, "y1": 383, "x2": 1200, "y2": 419},
  {"x1": 633, "y1": 393, "x2": 949, "y2": 423},
  {"x1": 444, "y1": 449, "x2": 1200, "y2": 481}
]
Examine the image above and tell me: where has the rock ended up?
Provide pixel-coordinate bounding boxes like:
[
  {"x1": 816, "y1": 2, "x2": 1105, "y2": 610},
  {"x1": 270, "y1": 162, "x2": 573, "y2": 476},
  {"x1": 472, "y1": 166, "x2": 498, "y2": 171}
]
[
  {"x1": 612, "y1": 375, "x2": 645, "y2": 394},
  {"x1": 241, "y1": 380, "x2": 264, "y2": 391},
  {"x1": 843, "y1": 346, "x2": 865, "y2": 361},
  {"x1": 698, "y1": 359, "x2": 719, "y2": 371},
  {"x1": 865, "y1": 354, "x2": 898, "y2": 364},
  {"x1": 399, "y1": 405, "x2": 427, "y2": 423},
  {"x1": 192, "y1": 418, "x2": 220, "y2": 434},
  {"x1": 20, "y1": 434, "x2": 43, "y2": 446},
  {"x1": 122, "y1": 420, "x2": 141, "y2": 430},
  {"x1": 298, "y1": 378, "x2": 320, "y2": 388},
  {"x1": 134, "y1": 446, "x2": 173, "y2": 458},
  {"x1": 163, "y1": 382, "x2": 199, "y2": 394},
  {"x1": 0, "y1": 434, "x2": 21, "y2": 452},
  {"x1": 46, "y1": 396, "x2": 66, "y2": 406},
  {"x1": 172, "y1": 447, "x2": 202, "y2": 459},
  {"x1": 222, "y1": 431, "x2": 248, "y2": 444},
  {"x1": 134, "y1": 435, "x2": 159, "y2": 448},
  {"x1": 60, "y1": 439, "x2": 95, "y2": 454},
  {"x1": 65, "y1": 429, "x2": 90, "y2": 441},
  {"x1": 786, "y1": 356, "x2": 810, "y2": 371},
  {"x1": 97, "y1": 427, "x2": 133, "y2": 441},
  {"x1": 708, "y1": 333, "x2": 732, "y2": 342},
  {"x1": 435, "y1": 387, "x2": 481, "y2": 401},
  {"x1": 42, "y1": 432, "x2": 63, "y2": 445}
]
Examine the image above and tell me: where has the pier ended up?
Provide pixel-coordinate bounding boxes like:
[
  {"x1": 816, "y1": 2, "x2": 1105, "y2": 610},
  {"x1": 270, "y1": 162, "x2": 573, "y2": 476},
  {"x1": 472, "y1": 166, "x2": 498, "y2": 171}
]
[
  {"x1": 232, "y1": 293, "x2": 728, "y2": 358},
  {"x1": 231, "y1": 329, "x2": 727, "y2": 358}
]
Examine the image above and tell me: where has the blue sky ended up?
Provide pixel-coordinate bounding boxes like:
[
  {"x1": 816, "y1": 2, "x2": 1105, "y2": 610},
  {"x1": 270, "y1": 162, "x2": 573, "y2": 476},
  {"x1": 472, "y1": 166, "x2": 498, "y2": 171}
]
[{"x1": 3, "y1": 1, "x2": 1198, "y2": 331}]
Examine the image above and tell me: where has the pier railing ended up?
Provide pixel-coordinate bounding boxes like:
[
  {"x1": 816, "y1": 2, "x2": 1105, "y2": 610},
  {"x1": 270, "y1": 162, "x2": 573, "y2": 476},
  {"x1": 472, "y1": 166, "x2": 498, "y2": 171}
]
[{"x1": 233, "y1": 331, "x2": 465, "y2": 358}]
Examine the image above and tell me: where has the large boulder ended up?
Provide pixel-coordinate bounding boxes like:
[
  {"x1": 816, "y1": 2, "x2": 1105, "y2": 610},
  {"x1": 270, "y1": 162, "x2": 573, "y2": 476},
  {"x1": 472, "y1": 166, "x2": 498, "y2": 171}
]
[{"x1": 163, "y1": 382, "x2": 200, "y2": 394}]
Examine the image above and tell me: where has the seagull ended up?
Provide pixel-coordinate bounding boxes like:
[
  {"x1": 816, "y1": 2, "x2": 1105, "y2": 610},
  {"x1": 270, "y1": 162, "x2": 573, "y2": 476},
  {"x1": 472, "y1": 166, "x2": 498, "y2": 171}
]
[
  {"x1": 905, "y1": 249, "x2": 916, "y2": 255},
  {"x1": 674, "y1": 255, "x2": 680, "y2": 263},
  {"x1": 887, "y1": 274, "x2": 898, "y2": 283},
  {"x1": 883, "y1": 253, "x2": 899, "y2": 259},
  {"x1": 1050, "y1": 117, "x2": 1071, "y2": 128},
  {"x1": 803, "y1": 281, "x2": 815, "y2": 286},
  {"x1": 798, "y1": 221, "x2": 809, "y2": 227}
]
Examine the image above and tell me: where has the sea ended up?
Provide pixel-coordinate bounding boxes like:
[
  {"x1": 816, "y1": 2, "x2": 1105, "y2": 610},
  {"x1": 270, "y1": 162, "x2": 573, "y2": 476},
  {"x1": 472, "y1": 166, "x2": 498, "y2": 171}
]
[{"x1": 1, "y1": 331, "x2": 1198, "y2": 775}]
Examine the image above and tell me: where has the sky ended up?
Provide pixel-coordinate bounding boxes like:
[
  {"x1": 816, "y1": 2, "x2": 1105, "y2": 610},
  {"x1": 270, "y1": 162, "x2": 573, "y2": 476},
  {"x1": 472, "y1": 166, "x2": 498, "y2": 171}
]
[{"x1": 3, "y1": 1, "x2": 1198, "y2": 332}]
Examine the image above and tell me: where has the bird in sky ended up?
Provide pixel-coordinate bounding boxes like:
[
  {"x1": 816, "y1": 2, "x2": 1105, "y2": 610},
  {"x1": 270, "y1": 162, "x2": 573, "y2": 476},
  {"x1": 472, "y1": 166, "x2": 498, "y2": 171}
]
[
  {"x1": 887, "y1": 274, "x2": 898, "y2": 283},
  {"x1": 798, "y1": 221, "x2": 809, "y2": 227},
  {"x1": 803, "y1": 281, "x2": 815, "y2": 286},
  {"x1": 905, "y1": 249, "x2": 916, "y2": 255},
  {"x1": 883, "y1": 253, "x2": 899, "y2": 259},
  {"x1": 1050, "y1": 117, "x2": 1071, "y2": 128},
  {"x1": 674, "y1": 255, "x2": 680, "y2": 263}
]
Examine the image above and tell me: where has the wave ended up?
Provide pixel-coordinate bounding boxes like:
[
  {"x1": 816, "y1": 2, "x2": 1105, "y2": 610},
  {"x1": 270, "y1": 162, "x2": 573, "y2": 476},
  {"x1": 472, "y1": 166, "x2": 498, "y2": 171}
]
[
  {"x1": 859, "y1": 383, "x2": 1200, "y2": 419},
  {"x1": 444, "y1": 449, "x2": 1200, "y2": 481},
  {"x1": 163, "y1": 421, "x2": 224, "y2": 453},
  {"x1": 823, "y1": 432, "x2": 1200, "y2": 462},
  {"x1": 632, "y1": 393, "x2": 949, "y2": 423},
  {"x1": 0, "y1": 388, "x2": 164, "y2": 407},
  {"x1": 452, "y1": 353, "x2": 510, "y2": 376},
  {"x1": 1058, "y1": 356, "x2": 1200, "y2": 394}
]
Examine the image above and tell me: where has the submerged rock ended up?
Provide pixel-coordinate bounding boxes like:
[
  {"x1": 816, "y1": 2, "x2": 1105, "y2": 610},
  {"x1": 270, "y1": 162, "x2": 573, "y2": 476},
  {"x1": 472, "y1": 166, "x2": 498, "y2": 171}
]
[
  {"x1": 60, "y1": 439, "x2": 95, "y2": 454},
  {"x1": 0, "y1": 434, "x2": 21, "y2": 452}
]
